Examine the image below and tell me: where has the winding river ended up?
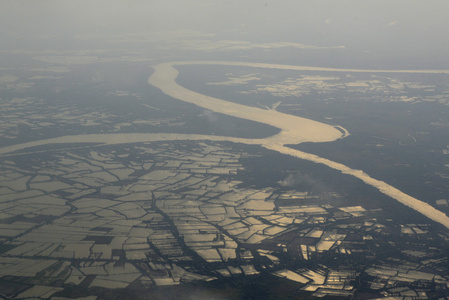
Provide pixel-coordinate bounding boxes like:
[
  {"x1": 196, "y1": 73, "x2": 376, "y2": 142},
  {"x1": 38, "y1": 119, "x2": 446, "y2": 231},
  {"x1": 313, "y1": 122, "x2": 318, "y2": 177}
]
[{"x1": 1, "y1": 61, "x2": 449, "y2": 229}]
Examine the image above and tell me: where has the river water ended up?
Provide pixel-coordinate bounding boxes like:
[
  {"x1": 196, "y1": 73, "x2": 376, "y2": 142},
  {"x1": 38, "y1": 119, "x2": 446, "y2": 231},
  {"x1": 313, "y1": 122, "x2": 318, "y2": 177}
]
[{"x1": 1, "y1": 61, "x2": 448, "y2": 229}]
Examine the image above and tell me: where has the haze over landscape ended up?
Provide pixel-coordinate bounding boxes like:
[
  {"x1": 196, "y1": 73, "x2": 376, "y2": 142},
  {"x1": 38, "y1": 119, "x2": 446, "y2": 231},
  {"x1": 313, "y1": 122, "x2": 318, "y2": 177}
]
[{"x1": 1, "y1": 1, "x2": 449, "y2": 299}]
